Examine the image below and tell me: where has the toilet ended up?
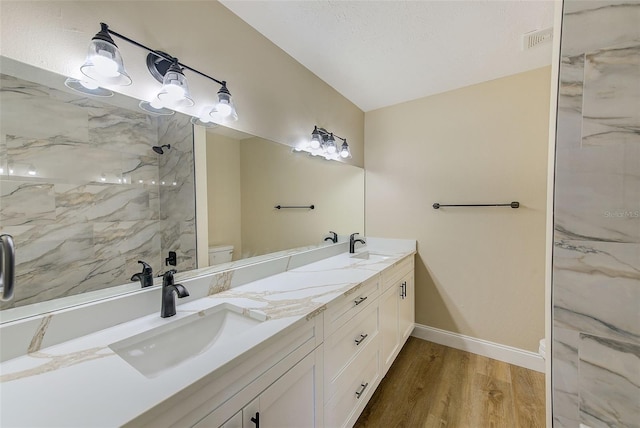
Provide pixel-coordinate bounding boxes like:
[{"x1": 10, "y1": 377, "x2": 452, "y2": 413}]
[{"x1": 208, "y1": 245, "x2": 234, "y2": 266}]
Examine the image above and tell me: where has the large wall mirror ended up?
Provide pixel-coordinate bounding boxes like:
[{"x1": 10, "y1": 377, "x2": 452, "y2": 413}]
[{"x1": 0, "y1": 57, "x2": 364, "y2": 322}]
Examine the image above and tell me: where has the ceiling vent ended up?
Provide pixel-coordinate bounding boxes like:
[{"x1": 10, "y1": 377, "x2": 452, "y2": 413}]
[{"x1": 522, "y1": 27, "x2": 553, "y2": 50}]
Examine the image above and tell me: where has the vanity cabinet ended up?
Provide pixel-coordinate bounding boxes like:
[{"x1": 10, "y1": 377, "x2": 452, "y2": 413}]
[
  {"x1": 202, "y1": 347, "x2": 322, "y2": 428},
  {"x1": 128, "y1": 254, "x2": 414, "y2": 428},
  {"x1": 380, "y1": 257, "x2": 415, "y2": 376}
]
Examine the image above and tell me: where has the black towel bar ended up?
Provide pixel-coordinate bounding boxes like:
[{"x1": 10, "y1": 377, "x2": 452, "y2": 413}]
[
  {"x1": 433, "y1": 202, "x2": 519, "y2": 209},
  {"x1": 275, "y1": 205, "x2": 315, "y2": 210}
]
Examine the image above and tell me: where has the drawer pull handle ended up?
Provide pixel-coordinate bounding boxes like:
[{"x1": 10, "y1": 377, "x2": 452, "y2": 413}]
[
  {"x1": 251, "y1": 411, "x2": 260, "y2": 427},
  {"x1": 400, "y1": 281, "x2": 407, "y2": 299},
  {"x1": 355, "y1": 382, "x2": 369, "y2": 399},
  {"x1": 354, "y1": 296, "x2": 368, "y2": 306},
  {"x1": 354, "y1": 333, "x2": 368, "y2": 345}
]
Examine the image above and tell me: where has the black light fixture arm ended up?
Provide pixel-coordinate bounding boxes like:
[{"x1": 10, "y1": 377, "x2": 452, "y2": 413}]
[
  {"x1": 316, "y1": 126, "x2": 347, "y2": 143},
  {"x1": 101, "y1": 22, "x2": 226, "y2": 86}
]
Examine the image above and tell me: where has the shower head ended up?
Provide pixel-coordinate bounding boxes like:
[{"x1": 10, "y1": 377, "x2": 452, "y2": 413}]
[{"x1": 152, "y1": 144, "x2": 171, "y2": 155}]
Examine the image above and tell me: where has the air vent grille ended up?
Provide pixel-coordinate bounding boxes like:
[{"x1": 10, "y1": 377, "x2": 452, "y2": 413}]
[{"x1": 522, "y1": 27, "x2": 553, "y2": 50}]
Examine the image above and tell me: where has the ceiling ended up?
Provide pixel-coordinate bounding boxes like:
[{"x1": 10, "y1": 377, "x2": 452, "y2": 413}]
[{"x1": 220, "y1": 0, "x2": 556, "y2": 112}]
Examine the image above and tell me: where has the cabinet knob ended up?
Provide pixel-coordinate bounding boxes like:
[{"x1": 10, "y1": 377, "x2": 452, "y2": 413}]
[
  {"x1": 354, "y1": 333, "x2": 368, "y2": 346},
  {"x1": 355, "y1": 382, "x2": 369, "y2": 399}
]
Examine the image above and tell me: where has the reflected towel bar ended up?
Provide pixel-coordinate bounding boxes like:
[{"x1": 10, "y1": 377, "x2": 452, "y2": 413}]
[
  {"x1": 275, "y1": 205, "x2": 315, "y2": 210},
  {"x1": 432, "y1": 202, "x2": 519, "y2": 209}
]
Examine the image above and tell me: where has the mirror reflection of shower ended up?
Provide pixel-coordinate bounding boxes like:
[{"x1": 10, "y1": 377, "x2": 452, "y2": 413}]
[{"x1": 152, "y1": 144, "x2": 171, "y2": 154}]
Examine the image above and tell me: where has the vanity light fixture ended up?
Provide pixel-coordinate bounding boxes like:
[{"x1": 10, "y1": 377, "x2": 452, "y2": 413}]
[
  {"x1": 296, "y1": 126, "x2": 352, "y2": 160},
  {"x1": 78, "y1": 22, "x2": 237, "y2": 122}
]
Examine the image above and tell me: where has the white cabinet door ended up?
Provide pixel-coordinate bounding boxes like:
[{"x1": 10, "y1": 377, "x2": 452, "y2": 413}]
[
  {"x1": 398, "y1": 272, "x2": 415, "y2": 342},
  {"x1": 245, "y1": 349, "x2": 321, "y2": 428},
  {"x1": 379, "y1": 283, "x2": 400, "y2": 376}
]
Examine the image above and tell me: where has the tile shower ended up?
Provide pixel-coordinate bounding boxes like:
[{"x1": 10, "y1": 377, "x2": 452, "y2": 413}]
[
  {"x1": 0, "y1": 72, "x2": 196, "y2": 310},
  {"x1": 552, "y1": 1, "x2": 640, "y2": 427}
]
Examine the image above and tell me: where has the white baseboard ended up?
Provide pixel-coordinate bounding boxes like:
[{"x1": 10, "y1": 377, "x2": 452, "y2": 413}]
[{"x1": 411, "y1": 324, "x2": 545, "y2": 373}]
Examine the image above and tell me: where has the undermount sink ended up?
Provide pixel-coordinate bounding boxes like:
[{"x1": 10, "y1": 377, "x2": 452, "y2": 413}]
[
  {"x1": 350, "y1": 251, "x2": 392, "y2": 262},
  {"x1": 109, "y1": 303, "x2": 265, "y2": 378}
]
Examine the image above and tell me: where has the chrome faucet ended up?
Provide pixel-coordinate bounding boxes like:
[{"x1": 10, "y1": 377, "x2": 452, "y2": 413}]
[
  {"x1": 324, "y1": 231, "x2": 338, "y2": 243},
  {"x1": 161, "y1": 270, "x2": 189, "y2": 318},
  {"x1": 349, "y1": 233, "x2": 366, "y2": 253}
]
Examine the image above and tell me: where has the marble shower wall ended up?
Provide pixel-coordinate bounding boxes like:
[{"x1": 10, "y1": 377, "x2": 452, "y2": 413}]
[
  {"x1": 0, "y1": 74, "x2": 196, "y2": 310},
  {"x1": 552, "y1": 1, "x2": 640, "y2": 427}
]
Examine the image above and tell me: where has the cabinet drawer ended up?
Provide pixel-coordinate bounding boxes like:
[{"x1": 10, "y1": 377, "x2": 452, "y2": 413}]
[
  {"x1": 381, "y1": 255, "x2": 414, "y2": 292},
  {"x1": 324, "y1": 276, "x2": 379, "y2": 334},
  {"x1": 325, "y1": 325, "x2": 379, "y2": 402},
  {"x1": 324, "y1": 302, "x2": 379, "y2": 391},
  {"x1": 324, "y1": 346, "x2": 380, "y2": 428}
]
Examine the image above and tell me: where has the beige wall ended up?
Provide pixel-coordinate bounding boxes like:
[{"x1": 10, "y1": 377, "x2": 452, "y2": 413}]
[
  {"x1": 0, "y1": 1, "x2": 364, "y2": 166},
  {"x1": 240, "y1": 137, "x2": 364, "y2": 258},
  {"x1": 206, "y1": 133, "x2": 242, "y2": 260},
  {"x1": 365, "y1": 67, "x2": 551, "y2": 352}
]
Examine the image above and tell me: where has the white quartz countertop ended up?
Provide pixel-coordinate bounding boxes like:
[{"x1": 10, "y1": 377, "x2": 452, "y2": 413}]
[{"x1": 0, "y1": 244, "x2": 415, "y2": 427}]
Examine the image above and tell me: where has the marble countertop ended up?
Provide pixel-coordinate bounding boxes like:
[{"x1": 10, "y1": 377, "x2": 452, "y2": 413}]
[{"x1": 0, "y1": 243, "x2": 415, "y2": 427}]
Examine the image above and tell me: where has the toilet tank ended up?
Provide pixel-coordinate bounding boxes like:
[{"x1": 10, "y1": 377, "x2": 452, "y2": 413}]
[{"x1": 208, "y1": 245, "x2": 234, "y2": 265}]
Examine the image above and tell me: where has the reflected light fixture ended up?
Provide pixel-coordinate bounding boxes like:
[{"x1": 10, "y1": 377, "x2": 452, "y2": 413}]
[
  {"x1": 296, "y1": 126, "x2": 352, "y2": 161},
  {"x1": 76, "y1": 22, "x2": 237, "y2": 122},
  {"x1": 64, "y1": 77, "x2": 114, "y2": 97}
]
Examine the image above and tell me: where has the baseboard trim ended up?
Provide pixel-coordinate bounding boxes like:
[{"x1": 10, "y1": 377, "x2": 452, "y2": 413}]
[{"x1": 411, "y1": 324, "x2": 545, "y2": 373}]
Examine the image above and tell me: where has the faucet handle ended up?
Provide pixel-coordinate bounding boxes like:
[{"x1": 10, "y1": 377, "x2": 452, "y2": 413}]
[
  {"x1": 137, "y1": 260, "x2": 152, "y2": 274},
  {"x1": 162, "y1": 269, "x2": 177, "y2": 284}
]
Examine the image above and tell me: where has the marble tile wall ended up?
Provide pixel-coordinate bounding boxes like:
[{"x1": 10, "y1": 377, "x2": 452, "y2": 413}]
[
  {"x1": 552, "y1": 1, "x2": 640, "y2": 427},
  {"x1": 0, "y1": 74, "x2": 195, "y2": 310}
]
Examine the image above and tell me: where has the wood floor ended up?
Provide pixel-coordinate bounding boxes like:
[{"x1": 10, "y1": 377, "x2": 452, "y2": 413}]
[{"x1": 354, "y1": 337, "x2": 545, "y2": 428}]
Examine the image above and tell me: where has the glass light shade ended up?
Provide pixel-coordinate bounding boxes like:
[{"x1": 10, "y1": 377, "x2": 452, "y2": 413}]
[
  {"x1": 325, "y1": 134, "x2": 337, "y2": 154},
  {"x1": 157, "y1": 63, "x2": 194, "y2": 107},
  {"x1": 310, "y1": 127, "x2": 322, "y2": 149},
  {"x1": 80, "y1": 39, "x2": 131, "y2": 86},
  {"x1": 209, "y1": 85, "x2": 238, "y2": 122},
  {"x1": 339, "y1": 141, "x2": 352, "y2": 159}
]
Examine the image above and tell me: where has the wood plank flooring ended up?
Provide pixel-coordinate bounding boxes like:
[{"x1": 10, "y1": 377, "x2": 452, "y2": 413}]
[{"x1": 354, "y1": 337, "x2": 545, "y2": 428}]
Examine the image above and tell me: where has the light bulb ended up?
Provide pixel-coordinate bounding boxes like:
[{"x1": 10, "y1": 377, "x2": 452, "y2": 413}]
[
  {"x1": 8, "y1": 166, "x2": 14, "y2": 175},
  {"x1": 27, "y1": 165, "x2": 37, "y2": 176},
  {"x1": 199, "y1": 114, "x2": 213, "y2": 123},
  {"x1": 151, "y1": 180, "x2": 156, "y2": 185},
  {"x1": 327, "y1": 144, "x2": 337, "y2": 154},
  {"x1": 138, "y1": 179, "x2": 143, "y2": 184},
  {"x1": 161, "y1": 181, "x2": 166, "y2": 185},
  {"x1": 117, "y1": 178, "x2": 122, "y2": 183},
  {"x1": 158, "y1": 83, "x2": 185, "y2": 103},
  {"x1": 172, "y1": 181, "x2": 177, "y2": 186},
  {"x1": 91, "y1": 52, "x2": 120, "y2": 78},
  {"x1": 340, "y1": 148, "x2": 350, "y2": 158},
  {"x1": 215, "y1": 101, "x2": 232, "y2": 117},
  {"x1": 310, "y1": 138, "x2": 321, "y2": 150},
  {"x1": 100, "y1": 174, "x2": 107, "y2": 182}
]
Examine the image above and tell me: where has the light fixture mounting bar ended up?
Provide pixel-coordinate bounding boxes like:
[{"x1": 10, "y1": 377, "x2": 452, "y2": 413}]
[
  {"x1": 316, "y1": 127, "x2": 346, "y2": 143},
  {"x1": 102, "y1": 22, "x2": 225, "y2": 86}
]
